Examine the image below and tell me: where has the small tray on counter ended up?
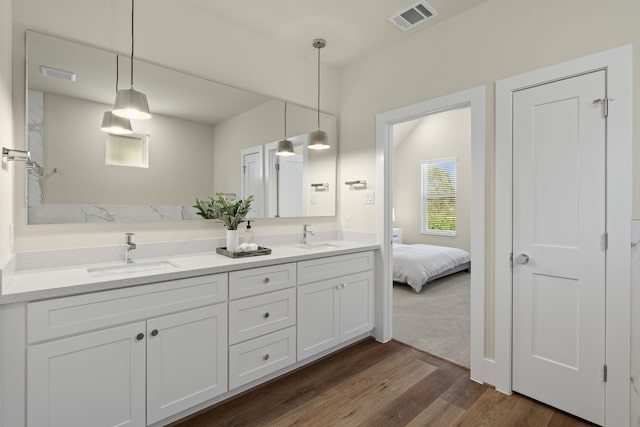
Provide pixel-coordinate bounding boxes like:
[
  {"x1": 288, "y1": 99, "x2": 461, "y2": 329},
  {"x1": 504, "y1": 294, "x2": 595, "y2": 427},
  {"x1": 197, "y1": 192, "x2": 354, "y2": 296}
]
[{"x1": 216, "y1": 246, "x2": 272, "y2": 258}]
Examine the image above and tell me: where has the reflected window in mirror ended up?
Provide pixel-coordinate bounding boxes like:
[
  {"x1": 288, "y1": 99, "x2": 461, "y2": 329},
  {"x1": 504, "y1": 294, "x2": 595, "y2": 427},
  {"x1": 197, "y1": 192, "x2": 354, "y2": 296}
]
[{"x1": 105, "y1": 133, "x2": 149, "y2": 168}]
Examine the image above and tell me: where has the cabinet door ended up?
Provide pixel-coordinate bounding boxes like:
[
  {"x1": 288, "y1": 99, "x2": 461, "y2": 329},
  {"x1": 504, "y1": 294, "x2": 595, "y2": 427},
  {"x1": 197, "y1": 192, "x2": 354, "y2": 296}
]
[
  {"x1": 27, "y1": 322, "x2": 146, "y2": 427},
  {"x1": 339, "y1": 271, "x2": 375, "y2": 342},
  {"x1": 297, "y1": 278, "x2": 340, "y2": 360},
  {"x1": 146, "y1": 304, "x2": 228, "y2": 424}
]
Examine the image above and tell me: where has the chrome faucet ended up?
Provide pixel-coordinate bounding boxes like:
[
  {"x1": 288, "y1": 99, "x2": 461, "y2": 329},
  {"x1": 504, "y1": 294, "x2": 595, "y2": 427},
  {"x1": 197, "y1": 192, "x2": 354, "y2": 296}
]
[
  {"x1": 125, "y1": 233, "x2": 136, "y2": 263},
  {"x1": 302, "y1": 224, "x2": 315, "y2": 244}
]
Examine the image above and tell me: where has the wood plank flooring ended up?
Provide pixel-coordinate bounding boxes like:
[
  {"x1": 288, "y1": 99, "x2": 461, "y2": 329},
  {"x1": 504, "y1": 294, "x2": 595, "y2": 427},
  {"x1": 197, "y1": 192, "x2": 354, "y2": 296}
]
[{"x1": 171, "y1": 339, "x2": 596, "y2": 427}]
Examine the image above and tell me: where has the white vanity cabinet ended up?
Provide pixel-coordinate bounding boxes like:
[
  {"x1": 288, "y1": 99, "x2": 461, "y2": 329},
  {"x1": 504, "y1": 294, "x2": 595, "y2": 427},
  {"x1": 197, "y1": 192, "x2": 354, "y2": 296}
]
[
  {"x1": 3, "y1": 246, "x2": 378, "y2": 427},
  {"x1": 297, "y1": 252, "x2": 375, "y2": 360},
  {"x1": 228, "y1": 263, "x2": 297, "y2": 389},
  {"x1": 25, "y1": 274, "x2": 228, "y2": 427},
  {"x1": 145, "y1": 304, "x2": 227, "y2": 424},
  {"x1": 28, "y1": 322, "x2": 147, "y2": 427}
]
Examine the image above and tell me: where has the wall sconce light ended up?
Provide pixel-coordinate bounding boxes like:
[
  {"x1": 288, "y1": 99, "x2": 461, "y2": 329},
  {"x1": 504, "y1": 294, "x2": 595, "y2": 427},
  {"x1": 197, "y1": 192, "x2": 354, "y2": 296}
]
[
  {"x1": 345, "y1": 179, "x2": 367, "y2": 188},
  {"x1": 311, "y1": 183, "x2": 329, "y2": 191},
  {"x1": 2, "y1": 147, "x2": 31, "y2": 162}
]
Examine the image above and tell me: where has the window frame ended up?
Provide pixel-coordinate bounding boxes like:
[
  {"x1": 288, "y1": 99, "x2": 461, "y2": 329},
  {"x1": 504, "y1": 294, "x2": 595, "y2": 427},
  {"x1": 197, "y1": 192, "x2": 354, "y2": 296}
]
[{"x1": 420, "y1": 157, "x2": 457, "y2": 236}]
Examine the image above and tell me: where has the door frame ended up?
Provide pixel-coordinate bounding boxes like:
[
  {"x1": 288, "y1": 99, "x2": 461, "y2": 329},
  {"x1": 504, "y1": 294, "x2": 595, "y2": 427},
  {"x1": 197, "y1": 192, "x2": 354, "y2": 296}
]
[
  {"x1": 374, "y1": 86, "x2": 487, "y2": 382},
  {"x1": 495, "y1": 46, "x2": 632, "y2": 426}
]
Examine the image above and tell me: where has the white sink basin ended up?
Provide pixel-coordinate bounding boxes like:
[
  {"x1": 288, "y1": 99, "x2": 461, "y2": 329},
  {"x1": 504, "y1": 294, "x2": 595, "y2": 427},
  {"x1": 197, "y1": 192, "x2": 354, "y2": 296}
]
[
  {"x1": 295, "y1": 242, "x2": 341, "y2": 251},
  {"x1": 87, "y1": 260, "x2": 177, "y2": 276}
]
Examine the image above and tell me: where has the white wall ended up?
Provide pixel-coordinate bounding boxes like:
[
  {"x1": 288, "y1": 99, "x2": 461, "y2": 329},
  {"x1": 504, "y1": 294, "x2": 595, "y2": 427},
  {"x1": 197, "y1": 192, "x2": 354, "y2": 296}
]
[
  {"x1": 338, "y1": 0, "x2": 640, "y2": 421},
  {"x1": 0, "y1": 0, "x2": 13, "y2": 265},
  {"x1": 10, "y1": 0, "x2": 341, "y2": 251},
  {"x1": 393, "y1": 107, "x2": 470, "y2": 251}
]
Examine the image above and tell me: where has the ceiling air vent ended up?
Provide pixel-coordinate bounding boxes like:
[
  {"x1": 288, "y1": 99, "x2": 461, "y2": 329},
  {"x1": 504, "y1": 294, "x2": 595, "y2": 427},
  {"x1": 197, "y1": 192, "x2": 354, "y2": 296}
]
[
  {"x1": 388, "y1": 1, "x2": 439, "y2": 31},
  {"x1": 40, "y1": 66, "x2": 76, "y2": 82}
]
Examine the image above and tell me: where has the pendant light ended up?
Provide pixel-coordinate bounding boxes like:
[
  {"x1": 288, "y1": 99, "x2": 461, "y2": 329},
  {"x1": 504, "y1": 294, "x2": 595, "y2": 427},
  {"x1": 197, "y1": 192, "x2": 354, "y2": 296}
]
[
  {"x1": 112, "y1": 0, "x2": 151, "y2": 120},
  {"x1": 276, "y1": 101, "x2": 295, "y2": 156},
  {"x1": 309, "y1": 38, "x2": 329, "y2": 150},
  {"x1": 101, "y1": 55, "x2": 133, "y2": 135}
]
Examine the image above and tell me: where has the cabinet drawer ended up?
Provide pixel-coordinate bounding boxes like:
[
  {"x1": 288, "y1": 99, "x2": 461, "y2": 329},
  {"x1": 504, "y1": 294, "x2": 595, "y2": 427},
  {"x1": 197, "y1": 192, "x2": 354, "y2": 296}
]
[
  {"x1": 229, "y1": 326, "x2": 296, "y2": 389},
  {"x1": 297, "y1": 251, "x2": 374, "y2": 285},
  {"x1": 27, "y1": 273, "x2": 228, "y2": 344},
  {"x1": 229, "y1": 288, "x2": 296, "y2": 345},
  {"x1": 229, "y1": 263, "x2": 296, "y2": 299}
]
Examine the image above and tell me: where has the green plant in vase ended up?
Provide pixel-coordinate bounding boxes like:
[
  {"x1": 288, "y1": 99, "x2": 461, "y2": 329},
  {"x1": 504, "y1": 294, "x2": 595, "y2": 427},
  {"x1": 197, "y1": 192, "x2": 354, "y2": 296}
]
[{"x1": 194, "y1": 194, "x2": 254, "y2": 251}]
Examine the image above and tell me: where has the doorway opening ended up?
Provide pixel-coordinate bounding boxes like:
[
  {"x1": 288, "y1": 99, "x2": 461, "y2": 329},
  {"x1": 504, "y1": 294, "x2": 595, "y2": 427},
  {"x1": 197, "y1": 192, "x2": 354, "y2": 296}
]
[
  {"x1": 391, "y1": 106, "x2": 472, "y2": 368},
  {"x1": 374, "y1": 86, "x2": 487, "y2": 384}
]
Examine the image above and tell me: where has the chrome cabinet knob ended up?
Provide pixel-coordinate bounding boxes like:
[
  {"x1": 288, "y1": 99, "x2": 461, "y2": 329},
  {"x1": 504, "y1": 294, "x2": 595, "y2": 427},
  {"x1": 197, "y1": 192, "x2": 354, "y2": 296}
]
[
  {"x1": 515, "y1": 253, "x2": 530, "y2": 265},
  {"x1": 263, "y1": 354, "x2": 270, "y2": 361},
  {"x1": 263, "y1": 277, "x2": 270, "y2": 284},
  {"x1": 263, "y1": 312, "x2": 270, "y2": 319}
]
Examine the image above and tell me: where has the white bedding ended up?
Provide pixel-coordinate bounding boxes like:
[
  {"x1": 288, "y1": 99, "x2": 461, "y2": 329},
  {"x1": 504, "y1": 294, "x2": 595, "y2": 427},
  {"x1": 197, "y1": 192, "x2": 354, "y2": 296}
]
[{"x1": 393, "y1": 243, "x2": 470, "y2": 293}]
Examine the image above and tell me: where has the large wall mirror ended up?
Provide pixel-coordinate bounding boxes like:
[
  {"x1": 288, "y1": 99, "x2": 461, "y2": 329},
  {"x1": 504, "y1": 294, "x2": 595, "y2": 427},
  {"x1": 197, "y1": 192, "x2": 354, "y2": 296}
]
[{"x1": 25, "y1": 31, "x2": 337, "y2": 224}]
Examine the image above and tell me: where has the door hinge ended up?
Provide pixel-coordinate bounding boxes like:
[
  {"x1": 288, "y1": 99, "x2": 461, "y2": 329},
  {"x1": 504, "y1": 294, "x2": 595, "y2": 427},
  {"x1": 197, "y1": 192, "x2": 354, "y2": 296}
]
[
  {"x1": 275, "y1": 163, "x2": 280, "y2": 171},
  {"x1": 593, "y1": 97, "x2": 613, "y2": 118},
  {"x1": 601, "y1": 232, "x2": 608, "y2": 251},
  {"x1": 509, "y1": 252, "x2": 513, "y2": 268},
  {"x1": 603, "y1": 364, "x2": 608, "y2": 382},
  {"x1": 243, "y1": 165, "x2": 247, "y2": 173}
]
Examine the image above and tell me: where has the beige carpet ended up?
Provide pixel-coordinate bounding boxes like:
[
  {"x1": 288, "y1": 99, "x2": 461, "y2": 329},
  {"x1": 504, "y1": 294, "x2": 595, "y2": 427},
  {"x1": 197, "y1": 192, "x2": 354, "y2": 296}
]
[{"x1": 393, "y1": 271, "x2": 470, "y2": 368}]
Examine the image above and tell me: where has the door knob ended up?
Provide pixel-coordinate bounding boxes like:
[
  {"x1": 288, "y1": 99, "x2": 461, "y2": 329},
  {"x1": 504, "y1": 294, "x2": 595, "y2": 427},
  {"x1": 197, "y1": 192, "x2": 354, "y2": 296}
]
[{"x1": 515, "y1": 253, "x2": 530, "y2": 265}]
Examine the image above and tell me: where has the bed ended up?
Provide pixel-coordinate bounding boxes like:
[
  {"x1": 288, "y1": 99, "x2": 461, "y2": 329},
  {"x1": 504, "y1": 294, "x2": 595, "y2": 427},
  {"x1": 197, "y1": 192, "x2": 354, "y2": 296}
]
[{"x1": 393, "y1": 243, "x2": 471, "y2": 293}]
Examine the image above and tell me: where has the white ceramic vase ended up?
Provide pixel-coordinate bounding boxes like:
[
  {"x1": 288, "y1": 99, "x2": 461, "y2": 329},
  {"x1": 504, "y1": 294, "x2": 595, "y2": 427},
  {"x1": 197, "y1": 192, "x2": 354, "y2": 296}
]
[{"x1": 226, "y1": 229, "x2": 239, "y2": 252}]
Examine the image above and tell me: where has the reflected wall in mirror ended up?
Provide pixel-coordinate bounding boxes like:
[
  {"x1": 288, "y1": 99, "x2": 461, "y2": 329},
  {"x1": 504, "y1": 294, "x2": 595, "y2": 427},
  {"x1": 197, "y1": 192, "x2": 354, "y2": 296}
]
[{"x1": 25, "y1": 31, "x2": 337, "y2": 224}]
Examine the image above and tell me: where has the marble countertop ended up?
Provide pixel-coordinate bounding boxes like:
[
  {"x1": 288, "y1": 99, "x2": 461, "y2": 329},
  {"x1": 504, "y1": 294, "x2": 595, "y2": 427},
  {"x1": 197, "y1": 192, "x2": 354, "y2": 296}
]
[{"x1": 0, "y1": 241, "x2": 378, "y2": 304}]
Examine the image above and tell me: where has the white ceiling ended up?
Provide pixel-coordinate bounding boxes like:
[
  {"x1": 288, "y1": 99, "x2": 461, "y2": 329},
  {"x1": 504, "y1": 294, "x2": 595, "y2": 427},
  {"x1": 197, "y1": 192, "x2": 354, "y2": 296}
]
[{"x1": 182, "y1": 0, "x2": 486, "y2": 67}]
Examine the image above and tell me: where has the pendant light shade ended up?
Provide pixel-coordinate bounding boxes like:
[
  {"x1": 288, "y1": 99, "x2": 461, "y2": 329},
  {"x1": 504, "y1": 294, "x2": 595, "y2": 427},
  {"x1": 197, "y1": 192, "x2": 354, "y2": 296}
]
[
  {"x1": 113, "y1": 87, "x2": 151, "y2": 120},
  {"x1": 276, "y1": 138, "x2": 294, "y2": 156},
  {"x1": 113, "y1": 0, "x2": 151, "y2": 120},
  {"x1": 309, "y1": 38, "x2": 329, "y2": 150},
  {"x1": 101, "y1": 54, "x2": 133, "y2": 134},
  {"x1": 309, "y1": 129, "x2": 329, "y2": 150},
  {"x1": 101, "y1": 111, "x2": 133, "y2": 134},
  {"x1": 277, "y1": 101, "x2": 295, "y2": 156}
]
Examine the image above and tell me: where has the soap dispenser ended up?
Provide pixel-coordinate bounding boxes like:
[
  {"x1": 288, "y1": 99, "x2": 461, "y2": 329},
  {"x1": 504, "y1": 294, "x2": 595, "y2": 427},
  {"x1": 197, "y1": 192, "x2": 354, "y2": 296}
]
[{"x1": 244, "y1": 220, "x2": 255, "y2": 244}]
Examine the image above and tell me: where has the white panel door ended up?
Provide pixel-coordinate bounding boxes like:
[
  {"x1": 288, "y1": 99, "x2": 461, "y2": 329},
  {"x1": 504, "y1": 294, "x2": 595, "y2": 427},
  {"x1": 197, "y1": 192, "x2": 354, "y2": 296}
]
[
  {"x1": 297, "y1": 279, "x2": 340, "y2": 360},
  {"x1": 27, "y1": 322, "x2": 146, "y2": 427},
  {"x1": 512, "y1": 70, "x2": 606, "y2": 424},
  {"x1": 241, "y1": 146, "x2": 264, "y2": 218},
  {"x1": 278, "y1": 154, "x2": 304, "y2": 217},
  {"x1": 146, "y1": 304, "x2": 228, "y2": 425},
  {"x1": 339, "y1": 271, "x2": 374, "y2": 342}
]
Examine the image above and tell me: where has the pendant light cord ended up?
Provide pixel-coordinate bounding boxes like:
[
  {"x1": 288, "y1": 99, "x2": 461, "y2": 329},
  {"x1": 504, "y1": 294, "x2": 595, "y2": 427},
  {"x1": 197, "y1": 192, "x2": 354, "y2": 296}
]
[
  {"x1": 115, "y1": 55, "x2": 119, "y2": 92},
  {"x1": 130, "y1": 0, "x2": 135, "y2": 87},
  {"x1": 284, "y1": 101, "x2": 287, "y2": 138},
  {"x1": 317, "y1": 45, "x2": 321, "y2": 129}
]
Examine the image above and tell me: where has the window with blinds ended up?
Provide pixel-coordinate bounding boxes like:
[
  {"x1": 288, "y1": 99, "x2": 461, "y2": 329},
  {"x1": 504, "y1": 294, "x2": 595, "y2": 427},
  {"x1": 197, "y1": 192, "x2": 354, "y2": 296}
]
[{"x1": 421, "y1": 158, "x2": 457, "y2": 235}]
